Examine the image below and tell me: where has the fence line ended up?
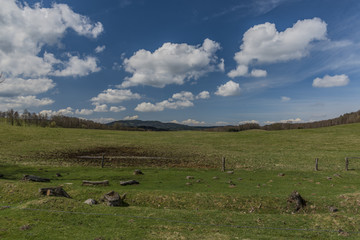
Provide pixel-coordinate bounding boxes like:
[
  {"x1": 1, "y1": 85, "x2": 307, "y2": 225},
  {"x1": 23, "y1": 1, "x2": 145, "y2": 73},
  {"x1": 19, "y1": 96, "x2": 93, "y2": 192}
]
[{"x1": 1, "y1": 205, "x2": 358, "y2": 235}]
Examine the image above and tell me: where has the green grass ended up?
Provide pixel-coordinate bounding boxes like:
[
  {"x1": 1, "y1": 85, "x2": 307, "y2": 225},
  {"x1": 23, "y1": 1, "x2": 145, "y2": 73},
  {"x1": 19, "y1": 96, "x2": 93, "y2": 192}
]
[{"x1": 2, "y1": 123, "x2": 360, "y2": 239}]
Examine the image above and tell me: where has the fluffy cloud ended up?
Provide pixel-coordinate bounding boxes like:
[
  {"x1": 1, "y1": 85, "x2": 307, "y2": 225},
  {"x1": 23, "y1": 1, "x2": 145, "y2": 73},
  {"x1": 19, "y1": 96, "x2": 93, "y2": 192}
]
[
  {"x1": 229, "y1": 18, "x2": 327, "y2": 78},
  {"x1": 312, "y1": 74, "x2": 349, "y2": 88},
  {"x1": 280, "y1": 118, "x2": 302, "y2": 123},
  {"x1": 91, "y1": 118, "x2": 115, "y2": 124},
  {"x1": 40, "y1": 107, "x2": 73, "y2": 116},
  {"x1": 121, "y1": 38, "x2": 222, "y2": 88},
  {"x1": 124, "y1": 115, "x2": 139, "y2": 120},
  {"x1": 0, "y1": 0, "x2": 103, "y2": 110},
  {"x1": 0, "y1": 1, "x2": 103, "y2": 78},
  {"x1": 95, "y1": 45, "x2": 106, "y2": 53},
  {"x1": 51, "y1": 55, "x2": 100, "y2": 77},
  {"x1": 75, "y1": 109, "x2": 94, "y2": 115},
  {"x1": 93, "y1": 104, "x2": 108, "y2": 112},
  {"x1": 182, "y1": 119, "x2": 206, "y2": 126},
  {"x1": 110, "y1": 106, "x2": 126, "y2": 112},
  {"x1": 239, "y1": 120, "x2": 259, "y2": 124},
  {"x1": 215, "y1": 80, "x2": 241, "y2": 96},
  {"x1": 0, "y1": 96, "x2": 53, "y2": 110},
  {"x1": 91, "y1": 89, "x2": 141, "y2": 105},
  {"x1": 135, "y1": 91, "x2": 199, "y2": 112},
  {"x1": 196, "y1": 91, "x2": 210, "y2": 99},
  {"x1": 0, "y1": 78, "x2": 55, "y2": 97}
]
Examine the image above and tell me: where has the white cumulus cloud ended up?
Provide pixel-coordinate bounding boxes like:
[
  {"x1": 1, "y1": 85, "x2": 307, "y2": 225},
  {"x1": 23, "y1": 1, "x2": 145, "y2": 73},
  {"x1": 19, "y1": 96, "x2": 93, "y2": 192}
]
[
  {"x1": 75, "y1": 109, "x2": 94, "y2": 115},
  {"x1": 215, "y1": 80, "x2": 241, "y2": 96},
  {"x1": 312, "y1": 74, "x2": 349, "y2": 88},
  {"x1": 91, "y1": 89, "x2": 141, "y2": 105},
  {"x1": 135, "y1": 91, "x2": 199, "y2": 112},
  {"x1": 182, "y1": 119, "x2": 206, "y2": 126},
  {"x1": 229, "y1": 18, "x2": 327, "y2": 78},
  {"x1": 93, "y1": 104, "x2": 108, "y2": 112},
  {"x1": 95, "y1": 45, "x2": 106, "y2": 53},
  {"x1": 124, "y1": 115, "x2": 139, "y2": 120},
  {"x1": 196, "y1": 91, "x2": 210, "y2": 99},
  {"x1": 110, "y1": 106, "x2": 126, "y2": 112},
  {"x1": 0, "y1": 78, "x2": 55, "y2": 97},
  {"x1": 239, "y1": 120, "x2": 259, "y2": 124},
  {"x1": 121, "y1": 38, "x2": 222, "y2": 88}
]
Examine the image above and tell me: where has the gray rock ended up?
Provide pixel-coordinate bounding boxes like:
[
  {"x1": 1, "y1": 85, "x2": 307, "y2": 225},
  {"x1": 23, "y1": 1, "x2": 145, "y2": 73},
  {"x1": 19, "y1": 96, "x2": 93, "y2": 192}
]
[{"x1": 84, "y1": 199, "x2": 98, "y2": 205}]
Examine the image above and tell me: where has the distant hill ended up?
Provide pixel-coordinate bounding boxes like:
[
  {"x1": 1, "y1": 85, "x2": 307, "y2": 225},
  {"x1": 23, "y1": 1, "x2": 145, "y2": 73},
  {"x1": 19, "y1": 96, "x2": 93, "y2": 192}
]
[{"x1": 107, "y1": 120, "x2": 205, "y2": 131}]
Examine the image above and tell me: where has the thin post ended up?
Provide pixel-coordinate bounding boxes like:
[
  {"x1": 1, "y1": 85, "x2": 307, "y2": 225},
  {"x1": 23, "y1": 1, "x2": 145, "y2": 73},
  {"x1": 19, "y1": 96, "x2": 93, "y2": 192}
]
[
  {"x1": 222, "y1": 156, "x2": 226, "y2": 172},
  {"x1": 345, "y1": 157, "x2": 349, "y2": 171},
  {"x1": 315, "y1": 158, "x2": 319, "y2": 171},
  {"x1": 101, "y1": 154, "x2": 105, "y2": 168}
]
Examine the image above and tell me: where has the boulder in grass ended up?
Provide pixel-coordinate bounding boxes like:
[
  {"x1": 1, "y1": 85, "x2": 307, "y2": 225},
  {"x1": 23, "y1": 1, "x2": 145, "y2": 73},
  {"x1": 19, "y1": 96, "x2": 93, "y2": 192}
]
[
  {"x1": 84, "y1": 199, "x2": 98, "y2": 205},
  {"x1": 39, "y1": 187, "x2": 71, "y2": 198},
  {"x1": 102, "y1": 191, "x2": 127, "y2": 207}
]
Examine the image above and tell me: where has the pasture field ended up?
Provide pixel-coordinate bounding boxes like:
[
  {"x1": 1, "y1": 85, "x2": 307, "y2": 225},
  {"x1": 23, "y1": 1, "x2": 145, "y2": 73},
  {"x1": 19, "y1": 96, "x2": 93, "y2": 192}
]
[{"x1": 2, "y1": 123, "x2": 360, "y2": 239}]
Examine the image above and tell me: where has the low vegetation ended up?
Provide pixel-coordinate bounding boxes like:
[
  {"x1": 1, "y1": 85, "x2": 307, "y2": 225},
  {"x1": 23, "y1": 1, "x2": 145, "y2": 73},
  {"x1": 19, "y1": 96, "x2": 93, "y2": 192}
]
[{"x1": 2, "y1": 122, "x2": 360, "y2": 239}]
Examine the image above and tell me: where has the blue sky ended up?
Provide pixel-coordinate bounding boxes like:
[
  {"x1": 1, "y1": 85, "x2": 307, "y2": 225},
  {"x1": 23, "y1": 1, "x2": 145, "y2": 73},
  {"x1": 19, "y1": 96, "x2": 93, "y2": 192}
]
[{"x1": 1, "y1": 0, "x2": 360, "y2": 125}]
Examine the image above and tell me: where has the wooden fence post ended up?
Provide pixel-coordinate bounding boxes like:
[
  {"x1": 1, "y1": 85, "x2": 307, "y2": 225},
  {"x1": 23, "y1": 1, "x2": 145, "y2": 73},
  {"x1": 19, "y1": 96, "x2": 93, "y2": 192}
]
[
  {"x1": 315, "y1": 158, "x2": 319, "y2": 171},
  {"x1": 222, "y1": 156, "x2": 226, "y2": 172},
  {"x1": 345, "y1": 157, "x2": 349, "y2": 171},
  {"x1": 101, "y1": 154, "x2": 105, "y2": 168}
]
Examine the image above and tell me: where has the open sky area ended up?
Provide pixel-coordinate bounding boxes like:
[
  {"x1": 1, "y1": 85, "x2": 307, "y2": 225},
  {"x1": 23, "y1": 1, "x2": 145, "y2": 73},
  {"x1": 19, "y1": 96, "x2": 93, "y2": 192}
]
[{"x1": 1, "y1": 0, "x2": 360, "y2": 126}]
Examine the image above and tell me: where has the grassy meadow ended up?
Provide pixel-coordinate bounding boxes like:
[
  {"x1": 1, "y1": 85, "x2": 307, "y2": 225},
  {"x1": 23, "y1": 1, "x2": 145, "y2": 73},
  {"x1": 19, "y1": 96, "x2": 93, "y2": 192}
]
[{"x1": 2, "y1": 123, "x2": 360, "y2": 239}]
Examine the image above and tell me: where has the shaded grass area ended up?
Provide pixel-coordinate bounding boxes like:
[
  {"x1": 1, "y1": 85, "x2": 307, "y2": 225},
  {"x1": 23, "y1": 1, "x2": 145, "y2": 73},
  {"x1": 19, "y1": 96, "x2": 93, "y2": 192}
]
[{"x1": 1, "y1": 165, "x2": 360, "y2": 239}]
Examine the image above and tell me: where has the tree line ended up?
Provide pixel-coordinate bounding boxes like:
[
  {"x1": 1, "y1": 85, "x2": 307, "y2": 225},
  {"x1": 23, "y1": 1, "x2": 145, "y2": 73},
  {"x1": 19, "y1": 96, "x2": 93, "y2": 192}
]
[
  {"x1": 0, "y1": 109, "x2": 106, "y2": 129},
  {"x1": 208, "y1": 110, "x2": 360, "y2": 132}
]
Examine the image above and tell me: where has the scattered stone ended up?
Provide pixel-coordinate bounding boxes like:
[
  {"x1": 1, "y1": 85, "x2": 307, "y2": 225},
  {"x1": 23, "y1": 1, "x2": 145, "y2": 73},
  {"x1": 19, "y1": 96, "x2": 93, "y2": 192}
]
[
  {"x1": 326, "y1": 177, "x2": 332, "y2": 180},
  {"x1": 82, "y1": 180, "x2": 109, "y2": 186},
  {"x1": 133, "y1": 169, "x2": 144, "y2": 175},
  {"x1": 39, "y1": 187, "x2": 71, "y2": 198},
  {"x1": 186, "y1": 182, "x2": 192, "y2": 185},
  {"x1": 23, "y1": 175, "x2": 50, "y2": 182},
  {"x1": 226, "y1": 171, "x2": 234, "y2": 174},
  {"x1": 186, "y1": 176, "x2": 194, "y2": 180},
  {"x1": 287, "y1": 191, "x2": 306, "y2": 212},
  {"x1": 228, "y1": 180, "x2": 234, "y2": 184},
  {"x1": 316, "y1": 182, "x2": 321, "y2": 185},
  {"x1": 56, "y1": 173, "x2": 62, "y2": 177},
  {"x1": 196, "y1": 179, "x2": 201, "y2": 183},
  {"x1": 238, "y1": 178, "x2": 243, "y2": 181},
  {"x1": 84, "y1": 199, "x2": 98, "y2": 205},
  {"x1": 120, "y1": 180, "x2": 139, "y2": 186},
  {"x1": 20, "y1": 225, "x2": 31, "y2": 231},
  {"x1": 229, "y1": 184, "x2": 236, "y2": 188},
  {"x1": 212, "y1": 176, "x2": 219, "y2": 180},
  {"x1": 329, "y1": 206, "x2": 338, "y2": 213},
  {"x1": 278, "y1": 173, "x2": 285, "y2": 177},
  {"x1": 333, "y1": 174, "x2": 342, "y2": 178},
  {"x1": 101, "y1": 191, "x2": 127, "y2": 207}
]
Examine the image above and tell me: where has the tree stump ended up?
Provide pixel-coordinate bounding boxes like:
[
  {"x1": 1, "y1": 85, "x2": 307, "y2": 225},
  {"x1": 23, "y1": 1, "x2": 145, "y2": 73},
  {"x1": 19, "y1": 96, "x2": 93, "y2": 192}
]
[
  {"x1": 133, "y1": 169, "x2": 144, "y2": 175},
  {"x1": 23, "y1": 175, "x2": 50, "y2": 182},
  {"x1": 39, "y1": 187, "x2": 71, "y2": 198},
  {"x1": 82, "y1": 180, "x2": 109, "y2": 186},
  {"x1": 102, "y1": 191, "x2": 127, "y2": 206},
  {"x1": 287, "y1": 191, "x2": 306, "y2": 212}
]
